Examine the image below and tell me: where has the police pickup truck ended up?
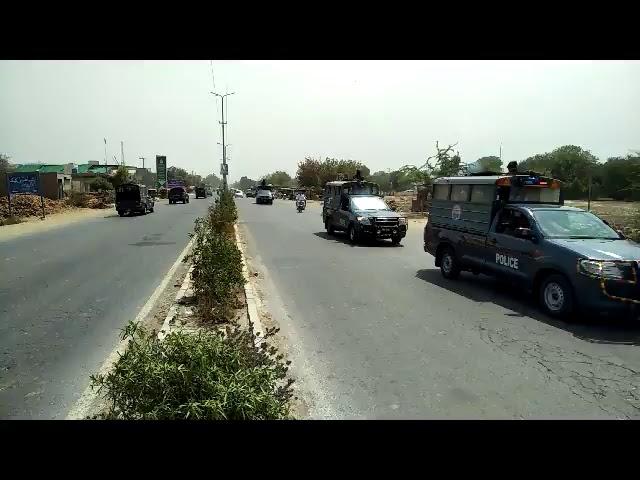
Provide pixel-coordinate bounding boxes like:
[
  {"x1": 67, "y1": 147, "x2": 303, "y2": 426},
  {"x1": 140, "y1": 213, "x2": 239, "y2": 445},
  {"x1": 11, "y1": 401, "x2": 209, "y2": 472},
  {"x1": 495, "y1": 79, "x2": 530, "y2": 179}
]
[
  {"x1": 424, "y1": 171, "x2": 640, "y2": 319},
  {"x1": 323, "y1": 175, "x2": 407, "y2": 245}
]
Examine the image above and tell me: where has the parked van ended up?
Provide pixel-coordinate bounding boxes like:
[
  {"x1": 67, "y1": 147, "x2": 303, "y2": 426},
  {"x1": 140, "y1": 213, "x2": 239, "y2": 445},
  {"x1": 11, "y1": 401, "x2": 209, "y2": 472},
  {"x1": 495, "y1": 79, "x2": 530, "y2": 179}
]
[{"x1": 424, "y1": 170, "x2": 640, "y2": 319}]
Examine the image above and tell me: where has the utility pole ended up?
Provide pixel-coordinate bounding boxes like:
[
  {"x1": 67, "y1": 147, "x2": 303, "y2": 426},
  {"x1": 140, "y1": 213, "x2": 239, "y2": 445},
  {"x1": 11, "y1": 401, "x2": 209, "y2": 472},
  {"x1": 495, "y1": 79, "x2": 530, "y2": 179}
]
[
  {"x1": 210, "y1": 91, "x2": 235, "y2": 190},
  {"x1": 121, "y1": 141, "x2": 124, "y2": 166},
  {"x1": 104, "y1": 138, "x2": 107, "y2": 170},
  {"x1": 139, "y1": 157, "x2": 145, "y2": 169},
  {"x1": 588, "y1": 171, "x2": 592, "y2": 212}
]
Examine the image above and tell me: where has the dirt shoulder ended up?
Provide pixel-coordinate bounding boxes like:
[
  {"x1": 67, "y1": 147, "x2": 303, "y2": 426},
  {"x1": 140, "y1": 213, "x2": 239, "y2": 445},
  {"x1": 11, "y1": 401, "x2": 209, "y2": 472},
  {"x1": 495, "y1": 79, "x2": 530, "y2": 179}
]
[{"x1": 0, "y1": 208, "x2": 112, "y2": 242}]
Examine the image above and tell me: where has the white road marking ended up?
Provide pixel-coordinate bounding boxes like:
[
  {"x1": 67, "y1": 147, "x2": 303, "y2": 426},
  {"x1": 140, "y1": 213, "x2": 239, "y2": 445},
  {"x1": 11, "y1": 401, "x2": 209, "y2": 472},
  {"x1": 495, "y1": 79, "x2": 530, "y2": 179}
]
[{"x1": 65, "y1": 235, "x2": 196, "y2": 420}]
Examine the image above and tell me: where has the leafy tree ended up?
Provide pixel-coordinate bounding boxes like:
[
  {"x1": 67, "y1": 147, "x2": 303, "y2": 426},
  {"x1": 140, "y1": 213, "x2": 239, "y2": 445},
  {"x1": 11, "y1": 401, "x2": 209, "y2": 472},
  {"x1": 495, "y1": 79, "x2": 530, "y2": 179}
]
[
  {"x1": 1, "y1": 153, "x2": 13, "y2": 176},
  {"x1": 109, "y1": 165, "x2": 131, "y2": 188},
  {"x1": 400, "y1": 141, "x2": 463, "y2": 184},
  {"x1": 601, "y1": 155, "x2": 640, "y2": 200},
  {"x1": 167, "y1": 166, "x2": 202, "y2": 187},
  {"x1": 295, "y1": 157, "x2": 371, "y2": 188},
  {"x1": 204, "y1": 173, "x2": 222, "y2": 188},
  {"x1": 91, "y1": 176, "x2": 114, "y2": 192},
  {"x1": 263, "y1": 171, "x2": 294, "y2": 187},
  {"x1": 474, "y1": 156, "x2": 502, "y2": 173},
  {"x1": 519, "y1": 145, "x2": 600, "y2": 199},
  {"x1": 232, "y1": 176, "x2": 258, "y2": 191}
]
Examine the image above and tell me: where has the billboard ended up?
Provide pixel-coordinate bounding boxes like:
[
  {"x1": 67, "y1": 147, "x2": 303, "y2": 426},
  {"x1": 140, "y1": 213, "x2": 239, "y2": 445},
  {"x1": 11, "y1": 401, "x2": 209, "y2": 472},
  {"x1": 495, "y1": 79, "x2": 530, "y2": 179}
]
[
  {"x1": 156, "y1": 155, "x2": 167, "y2": 188},
  {"x1": 167, "y1": 180, "x2": 184, "y2": 188},
  {"x1": 8, "y1": 172, "x2": 39, "y2": 194}
]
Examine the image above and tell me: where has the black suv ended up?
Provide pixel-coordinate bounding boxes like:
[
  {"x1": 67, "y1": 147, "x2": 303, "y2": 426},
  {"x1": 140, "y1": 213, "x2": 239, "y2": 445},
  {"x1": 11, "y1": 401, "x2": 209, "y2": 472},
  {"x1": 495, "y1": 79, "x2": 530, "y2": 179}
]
[
  {"x1": 168, "y1": 187, "x2": 189, "y2": 204},
  {"x1": 115, "y1": 183, "x2": 155, "y2": 216},
  {"x1": 195, "y1": 187, "x2": 206, "y2": 199}
]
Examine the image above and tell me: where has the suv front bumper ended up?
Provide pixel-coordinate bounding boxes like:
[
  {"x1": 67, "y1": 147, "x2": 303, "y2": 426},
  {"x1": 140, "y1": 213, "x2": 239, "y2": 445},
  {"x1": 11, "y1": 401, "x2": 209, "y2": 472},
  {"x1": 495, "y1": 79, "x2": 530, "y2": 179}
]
[{"x1": 360, "y1": 224, "x2": 407, "y2": 238}]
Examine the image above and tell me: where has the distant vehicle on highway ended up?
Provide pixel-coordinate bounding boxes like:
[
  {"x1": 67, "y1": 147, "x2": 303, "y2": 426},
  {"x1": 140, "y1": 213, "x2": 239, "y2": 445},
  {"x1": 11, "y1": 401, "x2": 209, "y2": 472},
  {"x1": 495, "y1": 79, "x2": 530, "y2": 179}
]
[
  {"x1": 206, "y1": 187, "x2": 213, "y2": 197},
  {"x1": 148, "y1": 188, "x2": 158, "y2": 199},
  {"x1": 255, "y1": 182, "x2": 274, "y2": 205},
  {"x1": 323, "y1": 172, "x2": 407, "y2": 245},
  {"x1": 195, "y1": 187, "x2": 206, "y2": 199},
  {"x1": 116, "y1": 183, "x2": 154, "y2": 217},
  {"x1": 245, "y1": 189, "x2": 256, "y2": 198},
  {"x1": 168, "y1": 186, "x2": 190, "y2": 204},
  {"x1": 424, "y1": 166, "x2": 639, "y2": 319},
  {"x1": 233, "y1": 189, "x2": 245, "y2": 198}
]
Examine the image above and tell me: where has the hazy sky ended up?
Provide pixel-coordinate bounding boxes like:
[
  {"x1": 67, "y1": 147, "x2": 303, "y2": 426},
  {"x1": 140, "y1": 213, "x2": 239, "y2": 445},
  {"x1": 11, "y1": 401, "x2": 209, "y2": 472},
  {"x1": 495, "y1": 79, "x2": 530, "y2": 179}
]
[{"x1": 1, "y1": 60, "x2": 639, "y2": 182}]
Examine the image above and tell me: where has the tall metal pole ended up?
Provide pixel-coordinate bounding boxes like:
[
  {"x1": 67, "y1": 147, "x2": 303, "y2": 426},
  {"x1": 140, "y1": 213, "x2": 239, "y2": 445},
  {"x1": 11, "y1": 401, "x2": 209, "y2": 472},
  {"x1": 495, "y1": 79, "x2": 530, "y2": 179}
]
[
  {"x1": 121, "y1": 141, "x2": 124, "y2": 166},
  {"x1": 221, "y1": 97, "x2": 227, "y2": 189},
  {"x1": 211, "y1": 91, "x2": 235, "y2": 191},
  {"x1": 588, "y1": 171, "x2": 592, "y2": 212},
  {"x1": 139, "y1": 156, "x2": 145, "y2": 169},
  {"x1": 104, "y1": 138, "x2": 107, "y2": 170}
]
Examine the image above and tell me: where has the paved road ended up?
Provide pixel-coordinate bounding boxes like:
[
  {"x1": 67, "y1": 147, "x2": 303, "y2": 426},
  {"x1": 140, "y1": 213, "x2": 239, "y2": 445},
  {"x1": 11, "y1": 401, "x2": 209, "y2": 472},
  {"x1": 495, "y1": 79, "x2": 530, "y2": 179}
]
[
  {"x1": 237, "y1": 198, "x2": 640, "y2": 418},
  {"x1": 0, "y1": 196, "x2": 211, "y2": 419}
]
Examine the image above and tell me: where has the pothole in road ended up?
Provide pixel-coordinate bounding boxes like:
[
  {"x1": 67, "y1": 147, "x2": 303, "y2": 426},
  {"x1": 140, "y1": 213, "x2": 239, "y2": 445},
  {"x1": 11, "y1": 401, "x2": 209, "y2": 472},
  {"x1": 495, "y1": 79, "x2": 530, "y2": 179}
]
[{"x1": 128, "y1": 241, "x2": 177, "y2": 247}]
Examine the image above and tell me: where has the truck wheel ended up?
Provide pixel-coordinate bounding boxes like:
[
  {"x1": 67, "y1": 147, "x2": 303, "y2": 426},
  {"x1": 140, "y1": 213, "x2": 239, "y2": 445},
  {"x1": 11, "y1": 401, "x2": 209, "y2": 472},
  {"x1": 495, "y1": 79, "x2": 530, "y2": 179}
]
[
  {"x1": 440, "y1": 246, "x2": 460, "y2": 280},
  {"x1": 539, "y1": 274, "x2": 574, "y2": 319},
  {"x1": 325, "y1": 218, "x2": 335, "y2": 235},
  {"x1": 118, "y1": 211, "x2": 124, "y2": 217},
  {"x1": 348, "y1": 224, "x2": 359, "y2": 244},
  {"x1": 391, "y1": 235, "x2": 402, "y2": 245}
]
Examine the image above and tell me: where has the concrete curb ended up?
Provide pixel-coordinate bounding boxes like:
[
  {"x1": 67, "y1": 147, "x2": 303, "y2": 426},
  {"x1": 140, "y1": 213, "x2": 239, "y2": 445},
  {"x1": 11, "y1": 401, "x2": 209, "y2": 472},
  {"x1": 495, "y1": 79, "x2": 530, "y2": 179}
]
[
  {"x1": 234, "y1": 223, "x2": 265, "y2": 340},
  {"x1": 158, "y1": 265, "x2": 194, "y2": 340},
  {"x1": 156, "y1": 224, "x2": 264, "y2": 342}
]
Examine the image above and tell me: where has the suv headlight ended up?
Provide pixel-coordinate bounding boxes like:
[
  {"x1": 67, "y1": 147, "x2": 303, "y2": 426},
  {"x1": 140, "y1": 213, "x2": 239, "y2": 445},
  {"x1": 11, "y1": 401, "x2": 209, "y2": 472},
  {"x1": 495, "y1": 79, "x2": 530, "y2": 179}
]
[
  {"x1": 578, "y1": 259, "x2": 634, "y2": 280},
  {"x1": 357, "y1": 216, "x2": 371, "y2": 225},
  {"x1": 398, "y1": 217, "x2": 407, "y2": 225}
]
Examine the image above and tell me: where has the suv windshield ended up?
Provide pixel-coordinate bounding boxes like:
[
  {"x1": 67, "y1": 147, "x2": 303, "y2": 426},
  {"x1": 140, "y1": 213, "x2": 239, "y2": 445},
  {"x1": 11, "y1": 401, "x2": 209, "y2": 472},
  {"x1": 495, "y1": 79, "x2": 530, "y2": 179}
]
[
  {"x1": 533, "y1": 210, "x2": 621, "y2": 239},
  {"x1": 351, "y1": 196, "x2": 389, "y2": 211}
]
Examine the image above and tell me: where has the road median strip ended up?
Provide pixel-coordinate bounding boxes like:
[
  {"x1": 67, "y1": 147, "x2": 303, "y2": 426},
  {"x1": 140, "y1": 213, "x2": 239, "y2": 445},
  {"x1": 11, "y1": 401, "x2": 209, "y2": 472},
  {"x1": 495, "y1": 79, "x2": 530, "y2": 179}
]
[{"x1": 75, "y1": 191, "x2": 294, "y2": 420}]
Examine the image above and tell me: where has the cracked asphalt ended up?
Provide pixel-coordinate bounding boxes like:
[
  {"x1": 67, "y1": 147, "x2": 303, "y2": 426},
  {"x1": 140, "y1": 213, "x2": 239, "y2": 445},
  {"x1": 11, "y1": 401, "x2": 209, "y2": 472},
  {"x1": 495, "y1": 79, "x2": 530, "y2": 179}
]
[{"x1": 237, "y1": 198, "x2": 640, "y2": 419}]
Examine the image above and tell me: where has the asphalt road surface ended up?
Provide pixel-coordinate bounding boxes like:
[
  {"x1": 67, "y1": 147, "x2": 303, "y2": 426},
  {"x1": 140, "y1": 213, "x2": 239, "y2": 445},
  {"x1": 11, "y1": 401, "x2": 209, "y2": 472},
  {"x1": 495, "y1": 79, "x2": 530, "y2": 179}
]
[
  {"x1": 237, "y1": 198, "x2": 640, "y2": 418},
  {"x1": 0, "y1": 196, "x2": 211, "y2": 419}
]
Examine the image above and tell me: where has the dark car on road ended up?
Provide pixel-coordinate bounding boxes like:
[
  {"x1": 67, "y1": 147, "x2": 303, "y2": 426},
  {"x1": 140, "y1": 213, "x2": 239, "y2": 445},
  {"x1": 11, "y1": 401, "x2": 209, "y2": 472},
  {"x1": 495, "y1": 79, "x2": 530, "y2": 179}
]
[
  {"x1": 256, "y1": 184, "x2": 274, "y2": 205},
  {"x1": 424, "y1": 170, "x2": 640, "y2": 319},
  {"x1": 323, "y1": 176, "x2": 407, "y2": 245},
  {"x1": 116, "y1": 183, "x2": 154, "y2": 217},
  {"x1": 195, "y1": 187, "x2": 206, "y2": 199},
  {"x1": 169, "y1": 187, "x2": 190, "y2": 204}
]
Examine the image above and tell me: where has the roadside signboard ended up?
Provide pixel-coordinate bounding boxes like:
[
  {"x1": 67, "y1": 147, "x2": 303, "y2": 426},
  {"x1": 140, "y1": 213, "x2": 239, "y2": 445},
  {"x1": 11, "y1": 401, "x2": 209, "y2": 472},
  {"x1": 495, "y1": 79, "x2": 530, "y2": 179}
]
[
  {"x1": 5, "y1": 171, "x2": 46, "y2": 219},
  {"x1": 220, "y1": 163, "x2": 228, "y2": 176},
  {"x1": 167, "y1": 180, "x2": 184, "y2": 188},
  {"x1": 156, "y1": 155, "x2": 167, "y2": 188},
  {"x1": 8, "y1": 172, "x2": 39, "y2": 194}
]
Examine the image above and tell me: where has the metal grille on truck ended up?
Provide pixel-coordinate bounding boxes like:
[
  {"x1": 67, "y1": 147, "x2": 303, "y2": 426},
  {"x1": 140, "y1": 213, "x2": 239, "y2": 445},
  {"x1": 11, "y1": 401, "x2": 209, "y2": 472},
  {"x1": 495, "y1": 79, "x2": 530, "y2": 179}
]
[{"x1": 372, "y1": 217, "x2": 399, "y2": 227}]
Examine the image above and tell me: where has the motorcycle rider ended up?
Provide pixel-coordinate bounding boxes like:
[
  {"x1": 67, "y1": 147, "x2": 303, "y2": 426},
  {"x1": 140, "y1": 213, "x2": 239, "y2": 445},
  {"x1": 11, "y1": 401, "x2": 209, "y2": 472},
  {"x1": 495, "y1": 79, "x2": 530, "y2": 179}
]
[{"x1": 295, "y1": 190, "x2": 306, "y2": 210}]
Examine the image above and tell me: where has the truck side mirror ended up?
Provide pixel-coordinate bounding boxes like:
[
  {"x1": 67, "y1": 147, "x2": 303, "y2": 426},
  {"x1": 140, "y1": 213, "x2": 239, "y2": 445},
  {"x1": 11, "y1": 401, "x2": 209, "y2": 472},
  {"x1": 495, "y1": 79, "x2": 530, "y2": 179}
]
[{"x1": 617, "y1": 229, "x2": 627, "y2": 240}]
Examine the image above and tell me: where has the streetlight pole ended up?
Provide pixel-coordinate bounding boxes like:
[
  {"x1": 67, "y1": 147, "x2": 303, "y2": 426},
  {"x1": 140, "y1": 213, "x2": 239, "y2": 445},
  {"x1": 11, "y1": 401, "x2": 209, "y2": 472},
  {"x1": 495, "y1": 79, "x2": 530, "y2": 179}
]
[
  {"x1": 210, "y1": 91, "x2": 235, "y2": 190},
  {"x1": 139, "y1": 157, "x2": 145, "y2": 170}
]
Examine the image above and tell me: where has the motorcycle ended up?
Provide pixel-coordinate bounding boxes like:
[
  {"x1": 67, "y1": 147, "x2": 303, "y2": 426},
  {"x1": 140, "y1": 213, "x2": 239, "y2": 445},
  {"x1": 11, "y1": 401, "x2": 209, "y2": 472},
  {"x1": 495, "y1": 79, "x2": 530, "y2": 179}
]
[{"x1": 296, "y1": 199, "x2": 306, "y2": 213}]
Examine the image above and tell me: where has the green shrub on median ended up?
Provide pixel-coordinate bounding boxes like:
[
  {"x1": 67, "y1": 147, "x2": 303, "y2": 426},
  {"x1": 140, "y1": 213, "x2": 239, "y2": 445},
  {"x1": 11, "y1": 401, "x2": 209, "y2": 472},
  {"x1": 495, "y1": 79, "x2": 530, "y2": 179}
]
[
  {"x1": 189, "y1": 189, "x2": 245, "y2": 323},
  {"x1": 90, "y1": 322, "x2": 294, "y2": 420}
]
